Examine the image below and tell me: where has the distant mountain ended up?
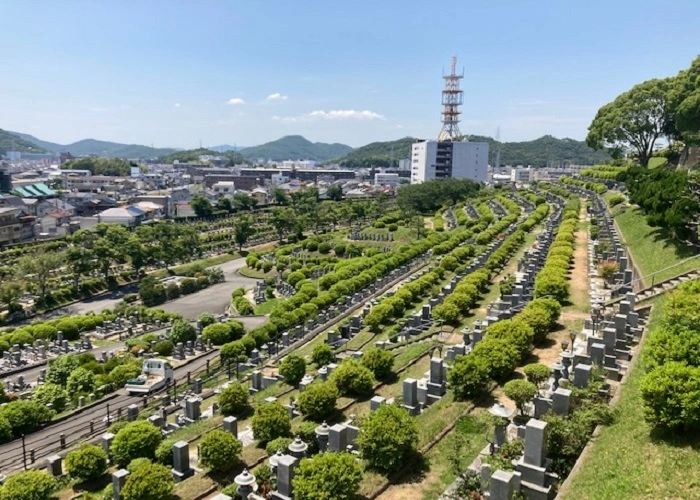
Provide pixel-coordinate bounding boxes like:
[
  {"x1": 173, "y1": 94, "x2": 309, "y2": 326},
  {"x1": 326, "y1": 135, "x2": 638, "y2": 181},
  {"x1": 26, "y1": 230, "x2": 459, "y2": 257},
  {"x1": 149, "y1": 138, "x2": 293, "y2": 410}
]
[
  {"x1": 335, "y1": 137, "x2": 417, "y2": 168},
  {"x1": 209, "y1": 144, "x2": 244, "y2": 153},
  {"x1": 469, "y1": 134, "x2": 611, "y2": 167},
  {"x1": 239, "y1": 135, "x2": 353, "y2": 162},
  {"x1": 159, "y1": 148, "x2": 248, "y2": 165},
  {"x1": 0, "y1": 129, "x2": 48, "y2": 155},
  {"x1": 334, "y1": 135, "x2": 611, "y2": 168},
  {"x1": 8, "y1": 131, "x2": 177, "y2": 158}
]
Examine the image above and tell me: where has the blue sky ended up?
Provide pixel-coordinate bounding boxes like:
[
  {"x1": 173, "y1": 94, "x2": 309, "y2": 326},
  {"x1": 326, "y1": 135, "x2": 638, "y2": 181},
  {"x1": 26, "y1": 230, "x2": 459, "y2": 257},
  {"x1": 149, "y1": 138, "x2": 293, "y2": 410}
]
[{"x1": 1, "y1": 0, "x2": 699, "y2": 149}]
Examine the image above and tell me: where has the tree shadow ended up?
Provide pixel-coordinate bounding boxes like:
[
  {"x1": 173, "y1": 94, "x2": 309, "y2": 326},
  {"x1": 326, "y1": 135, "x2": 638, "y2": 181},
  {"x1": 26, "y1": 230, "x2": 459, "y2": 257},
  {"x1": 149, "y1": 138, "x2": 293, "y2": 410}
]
[
  {"x1": 72, "y1": 474, "x2": 112, "y2": 494},
  {"x1": 382, "y1": 451, "x2": 432, "y2": 488},
  {"x1": 648, "y1": 227, "x2": 697, "y2": 260},
  {"x1": 649, "y1": 426, "x2": 700, "y2": 450}
]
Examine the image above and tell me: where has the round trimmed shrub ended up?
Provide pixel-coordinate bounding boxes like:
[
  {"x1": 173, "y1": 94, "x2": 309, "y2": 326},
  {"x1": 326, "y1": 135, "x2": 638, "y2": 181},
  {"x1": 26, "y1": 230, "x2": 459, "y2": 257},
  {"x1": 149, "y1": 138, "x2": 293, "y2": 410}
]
[
  {"x1": 357, "y1": 404, "x2": 418, "y2": 473},
  {"x1": 65, "y1": 444, "x2": 108, "y2": 481},
  {"x1": 121, "y1": 462, "x2": 173, "y2": 500},
  {"x1": 330, "y1": 359, "x2": 374, "y2": 397},
  {"x1": 298, "y1": 381, "x2": 339, "y2": 421},
  {"x1": 312, "y1": 343, "x2": 333, "y2": 367},
  {"x1": 0, "y1": 470, "x2": 57, "y2": 500},
  {"x1": 360, "y1": 348, "x2": 394, "y2": 380},
  {"x1": 251, "y1": 402, "x2": 291, "y2": 444},
  {"x1": 218, "y1": 382, "x2": 249, "y2": 416},
  {"x1": 112, "y1": 421, "x2": 162, "y2": 467},
  {"x1": 279, "y1": 354, "x2": 306, "y2": 386},
  {"x1": 199, "y1": 429, "x2": 242, "y2": 472}
]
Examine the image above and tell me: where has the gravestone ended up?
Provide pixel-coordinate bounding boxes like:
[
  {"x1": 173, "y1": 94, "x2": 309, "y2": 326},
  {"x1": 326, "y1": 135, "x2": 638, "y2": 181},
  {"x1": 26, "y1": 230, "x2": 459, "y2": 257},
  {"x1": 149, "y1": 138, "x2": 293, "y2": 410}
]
[
  {"x1": 223, "y1": 416, "x2": 238, "y2": 436},
  {"x1": 46, "y1": 455, "x2": 62, "y2": 477},
  {"x1": 112, "y1": 469, "x2": 129, "y2": 500},
  {"x1": 171, "y1": 440, "x2": 194, "y2": 481}
]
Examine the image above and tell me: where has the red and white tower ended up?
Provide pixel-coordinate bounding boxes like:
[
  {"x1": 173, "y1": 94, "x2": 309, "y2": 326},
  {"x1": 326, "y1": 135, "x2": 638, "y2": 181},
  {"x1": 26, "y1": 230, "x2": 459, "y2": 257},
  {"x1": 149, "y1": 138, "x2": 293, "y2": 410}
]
[{"x1": 437, "y1": 56, "x2": 464, "y2": 142}]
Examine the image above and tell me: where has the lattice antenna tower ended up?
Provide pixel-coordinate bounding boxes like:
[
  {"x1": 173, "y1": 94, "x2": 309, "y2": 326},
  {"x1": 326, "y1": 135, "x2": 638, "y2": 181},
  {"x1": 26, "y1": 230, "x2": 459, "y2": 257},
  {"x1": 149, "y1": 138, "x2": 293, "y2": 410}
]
[{"x1": 437, "y1": 56, "x2": 464, "y2": 142}]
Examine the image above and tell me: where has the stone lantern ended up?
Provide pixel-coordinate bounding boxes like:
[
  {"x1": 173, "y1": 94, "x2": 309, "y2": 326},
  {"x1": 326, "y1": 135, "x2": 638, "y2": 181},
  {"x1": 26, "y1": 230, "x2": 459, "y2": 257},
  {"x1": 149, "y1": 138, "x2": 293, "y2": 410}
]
[
  {"x1": 288, "y1": 436, "x2": 308, "y2": 459},
  {"x1": 233, "y1": 469, "x2": 257, "y2": 500}
]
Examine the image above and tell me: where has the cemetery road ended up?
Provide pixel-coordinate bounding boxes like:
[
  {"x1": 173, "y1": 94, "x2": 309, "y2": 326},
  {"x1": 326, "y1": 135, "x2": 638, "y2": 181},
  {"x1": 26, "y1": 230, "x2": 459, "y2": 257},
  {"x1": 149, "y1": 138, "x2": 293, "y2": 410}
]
[{"x1": 0, "y1": 349, "x2": 221, "y2": 473}]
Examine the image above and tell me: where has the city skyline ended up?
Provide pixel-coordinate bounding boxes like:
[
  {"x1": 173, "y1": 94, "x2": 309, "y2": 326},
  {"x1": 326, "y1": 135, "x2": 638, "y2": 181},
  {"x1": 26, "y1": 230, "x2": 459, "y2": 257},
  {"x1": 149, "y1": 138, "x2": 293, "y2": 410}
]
[{"x1": 1, "y1": 0, "x2": 699, "y2": 148}]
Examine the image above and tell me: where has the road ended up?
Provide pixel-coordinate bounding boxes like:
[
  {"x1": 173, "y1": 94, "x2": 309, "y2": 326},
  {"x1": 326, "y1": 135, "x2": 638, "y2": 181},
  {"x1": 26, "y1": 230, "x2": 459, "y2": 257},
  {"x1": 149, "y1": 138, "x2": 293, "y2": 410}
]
[
  {"x1": 52, "y1": 257, "x2": 262, "y2": 319},
  {"x1": 0, "y1": 349, "x2": 221, "y2": 472}
]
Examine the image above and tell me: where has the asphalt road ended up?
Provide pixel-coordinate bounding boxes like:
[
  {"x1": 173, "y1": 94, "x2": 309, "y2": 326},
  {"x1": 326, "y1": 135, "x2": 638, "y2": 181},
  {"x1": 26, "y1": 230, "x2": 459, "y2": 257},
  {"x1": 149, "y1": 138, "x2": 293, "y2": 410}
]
[
  {"x1": 52, "y1": 257, "x2": 262, "y2": 319},
  {"x1": 0, "y1": 349, "x2": 221, "y2": 472}
]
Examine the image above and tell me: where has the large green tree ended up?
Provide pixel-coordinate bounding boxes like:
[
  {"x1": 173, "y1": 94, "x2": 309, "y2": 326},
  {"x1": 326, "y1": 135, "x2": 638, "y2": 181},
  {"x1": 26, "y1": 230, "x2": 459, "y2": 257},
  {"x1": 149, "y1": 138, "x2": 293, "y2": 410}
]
[
  {"x1": 586, "y1": 78, "x2": 674, "y2": 166},
  {"x1": 292, "y1": 452, "x2": 362, "y2": 500}
]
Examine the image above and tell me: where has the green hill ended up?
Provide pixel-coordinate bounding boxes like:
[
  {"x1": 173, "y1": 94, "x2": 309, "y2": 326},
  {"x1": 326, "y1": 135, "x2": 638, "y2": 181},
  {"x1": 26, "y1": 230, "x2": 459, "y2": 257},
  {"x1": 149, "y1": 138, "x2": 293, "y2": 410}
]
[
  {"x1": 335, "y1": 137, "x2": 417, "y2": 168},
  {"x1": 159, "y1": 148, "x2": 248, "y2": 165},
  {"x1": 8, "y1": 131, "x2": 176, "y2": 158},
  {"x1": 335, "y1": 135, "x2": 610, "y2": 168},
  {"x1": 0, "y1": 129, "x2": 48, "y2": 155},
  {"x1": 239, "y1": 135, "x2": 353, "y2": 162}
]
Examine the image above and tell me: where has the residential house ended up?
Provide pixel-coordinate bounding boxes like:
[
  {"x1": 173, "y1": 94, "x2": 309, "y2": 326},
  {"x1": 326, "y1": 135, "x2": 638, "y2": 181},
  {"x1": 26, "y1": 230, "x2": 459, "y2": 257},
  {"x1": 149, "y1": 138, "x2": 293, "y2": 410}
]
[
  {"x1": 0, "y1": 207, "x2": 35, "y2": 245},
  {"x1": 96, "y1": 206, "x2": 146, "y2": 226},
  {"x1": 250, "y1": 186, "x2": 269, "y2": 206}
]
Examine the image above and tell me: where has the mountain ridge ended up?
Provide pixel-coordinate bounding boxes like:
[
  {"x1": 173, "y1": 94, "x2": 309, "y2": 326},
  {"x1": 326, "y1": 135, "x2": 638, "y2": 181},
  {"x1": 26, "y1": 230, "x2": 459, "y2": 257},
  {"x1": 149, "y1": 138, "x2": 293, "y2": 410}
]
[{"x1": 238, "y1": 135, "x2": 353, "y2": 161}]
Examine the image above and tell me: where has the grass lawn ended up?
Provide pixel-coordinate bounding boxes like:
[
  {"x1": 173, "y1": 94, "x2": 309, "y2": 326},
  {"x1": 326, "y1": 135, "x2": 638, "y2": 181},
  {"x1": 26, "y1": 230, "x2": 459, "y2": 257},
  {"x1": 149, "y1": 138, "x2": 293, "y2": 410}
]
[
  {"x1": 613, "y1": 206, "x2": 700, "y2": 285},
  {"x1": 238, "y1": 266, "x2": 276, "y2": 279},
  {"x1": 561, "y1": 295, "x2": 700, "y2": 500},
  {"x1": 648, "y1": 157, "x2": 668, "y2": 169},
  {"x1": 254, "y1": 298, "x2": 279, "y2": 315}
]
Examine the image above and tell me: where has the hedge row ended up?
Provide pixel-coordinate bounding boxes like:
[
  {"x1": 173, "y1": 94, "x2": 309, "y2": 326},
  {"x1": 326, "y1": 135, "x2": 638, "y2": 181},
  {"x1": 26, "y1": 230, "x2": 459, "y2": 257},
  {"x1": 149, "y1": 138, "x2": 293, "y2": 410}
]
[
  {"x1": 560, "y1": 176, "x2": 608, "y2": 194},
  {"x1": 533, "y1": 196, "x2": 580, "y2": 302},
  {"x1": 449, "y1": 297, "x2": 562, "y2": 399},
  {"x1": 641, "y1": 281, "x2": 700, "y2": 431}
]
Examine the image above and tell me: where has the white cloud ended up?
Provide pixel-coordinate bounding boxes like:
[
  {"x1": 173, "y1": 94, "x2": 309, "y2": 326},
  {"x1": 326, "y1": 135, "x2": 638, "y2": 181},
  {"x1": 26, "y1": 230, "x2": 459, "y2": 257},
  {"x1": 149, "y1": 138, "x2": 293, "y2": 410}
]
[
  {"x1": 274, "y1": 109, "x2": 385, "y2": 123},
  {"x1": 174, "y1": 103, "x2": 181, "y2": 108},
  {"x1": 226, "y1": 98, "x2": 245, "y2": 106},
  {"x1": 266, "y1": 93, "x2": 288, "y2": 101}
]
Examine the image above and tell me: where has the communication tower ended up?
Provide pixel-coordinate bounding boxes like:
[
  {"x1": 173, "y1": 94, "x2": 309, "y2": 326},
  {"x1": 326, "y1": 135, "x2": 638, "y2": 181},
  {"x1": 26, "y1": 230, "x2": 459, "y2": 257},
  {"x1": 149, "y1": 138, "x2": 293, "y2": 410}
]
[{"x1": 437, "y1": 56, "x2": 464, "y2": 141}]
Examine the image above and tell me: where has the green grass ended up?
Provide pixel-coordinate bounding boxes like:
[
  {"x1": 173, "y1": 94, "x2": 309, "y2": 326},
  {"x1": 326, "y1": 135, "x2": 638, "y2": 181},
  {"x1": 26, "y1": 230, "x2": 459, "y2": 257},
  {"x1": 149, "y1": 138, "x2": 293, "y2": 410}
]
[
  {"x1": 562, "y1": 295, "x2": 700, "y2": 500},
  {"x1": 648, "y1": 157, "x2": 668, "y2": 169},
  {"x1": 238, "y1": 266, "x2": 276, "y2": 279},
  {"x1": 254, "y1": 298, "x2": 279, "y2": 315},
  {"x1": 613, "y1": 206, "x2": 700, "y2": 285}
]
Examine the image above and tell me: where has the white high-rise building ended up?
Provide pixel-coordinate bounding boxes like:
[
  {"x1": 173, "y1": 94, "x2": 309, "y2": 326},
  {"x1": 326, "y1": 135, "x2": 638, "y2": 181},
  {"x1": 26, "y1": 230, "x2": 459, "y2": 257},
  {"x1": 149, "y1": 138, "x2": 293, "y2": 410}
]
[{"x1": 410, "y1": 140, "x2": 489, "y2": 184}]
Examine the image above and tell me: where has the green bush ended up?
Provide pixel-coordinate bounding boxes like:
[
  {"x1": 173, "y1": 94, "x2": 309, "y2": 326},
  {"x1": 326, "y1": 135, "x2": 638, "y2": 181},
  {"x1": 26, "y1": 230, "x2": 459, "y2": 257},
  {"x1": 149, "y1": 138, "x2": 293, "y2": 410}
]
[
  {"x1": 449, "y1": 355, "x2": 491, "y2": 400},
  {"x1": 197, "y1": 312, "x2": 216, "y2": 328},
  {"x1": 330, "y1": 359, "x2": 375, "y2": 397},
  {"x1": 111, "y1": 421, "x2": 162, "y2": 467},
  {"x1": 121, "y1": 462, "x2": 173, "y2": 500},
  {"x1": 154, "y1": 340, "x2": 174, "y2": 356},
  {"x1": 0, "y1": 470, "x2": 57, "y2": 500},
  {"x1": 251, "y1": 402, "x2": 291, "y2": 443},
  {"x1": 265, "y1": 436, "x2": 294, "y2": 456},
  {"x1": 292, "y1": 451, "x2": 362, "y2": 500},
  {"x1": 33, "y1": 383, "x2": 69, "y2": 412},
  {"x1": 66, "y1": 444, "x2": 108, "y2": 481},
  {"x1": 318, "y1": 242, "x2": 332, "y2": 254},
  {"x1": 66, "y1": 367, "x2": 97, "y2": 396},
  {"x1": 155, "y1": 438, "x2": 176, "y2": 466},
  {"x1": 0, "y1": 400, "x2": 54, "y2": 437},
  {"x1": 279, "y1": 354, "x2": 306, "y2": 386},
  {"x1": 298, "y1": 381, "x2": 339, "y2": 421},
  {"x1": 312, "y1": 343, "x2": 334, "y2": 367},
  {"x1": 608, "y1": 194, "x2": 625, "y2": 207},
  {"x1": 218, "y1": 382, "x2": 250, "y2": 416},
  {"x1": 641, "y1": 362, "x2": 700, "y2": 430},
  {"x1": 523, "y1": 363, "x2": 552, "y2": 389},
  {"x1": 360, "y1": 348, "x2": 394, "y2": 380},
  {"x1": 199, "y1": 429, "x2": 242, "y2": 472},
  {"x1": 503, "y1": 379, "x2": 538, "y2": 415},
  {"x1": 357, "y1": 404, "x2": 418, "y2": 473},
  {"x1": 202, "y1": 323, "x2": 232, "y2": 345},
  {"x1": 169, "y1": 319, "x2": 196, "y2": 344}
]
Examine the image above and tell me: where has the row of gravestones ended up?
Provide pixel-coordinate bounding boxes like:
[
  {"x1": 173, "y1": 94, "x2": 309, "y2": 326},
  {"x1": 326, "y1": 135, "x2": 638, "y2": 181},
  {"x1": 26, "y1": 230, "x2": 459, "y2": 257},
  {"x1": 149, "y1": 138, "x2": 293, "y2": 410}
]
[
  {"x1": 254, "y1": 281, "x2": 267, "y2": 305},
  {"x1": 488, "y1": 200, "x2": 507, "y2": 218},
  {"x1": 464, "y1": 203, "x2": 479, "y2": 219},
  {"x1": 443, "y1": 206, "x2": 457, "y2": 230},
  {"x1": 348, "y1": 230, "x2": 394, "y2": 242}
]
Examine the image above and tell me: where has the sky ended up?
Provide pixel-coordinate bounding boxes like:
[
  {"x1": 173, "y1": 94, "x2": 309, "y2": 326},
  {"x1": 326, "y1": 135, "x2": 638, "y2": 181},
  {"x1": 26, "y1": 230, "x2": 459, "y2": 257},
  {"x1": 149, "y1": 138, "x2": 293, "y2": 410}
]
[{"x1": 1, "y1": 0, "x2": 699, "y2": 149}]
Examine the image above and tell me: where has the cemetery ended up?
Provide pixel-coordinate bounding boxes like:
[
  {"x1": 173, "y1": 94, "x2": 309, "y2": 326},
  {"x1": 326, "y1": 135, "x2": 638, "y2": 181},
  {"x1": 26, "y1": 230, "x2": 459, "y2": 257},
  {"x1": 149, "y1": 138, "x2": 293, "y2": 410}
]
[{"x1": 0, "y1": 177, "x2": 697, "y2": 500}]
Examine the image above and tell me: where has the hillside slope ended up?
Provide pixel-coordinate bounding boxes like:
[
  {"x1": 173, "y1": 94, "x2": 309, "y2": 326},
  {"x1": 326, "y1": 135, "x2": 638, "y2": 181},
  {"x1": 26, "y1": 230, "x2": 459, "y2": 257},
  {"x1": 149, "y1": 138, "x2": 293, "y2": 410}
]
[
  {"x1": 239, "y1": 135, "x2": 353, "y2": 161},
  {"x1": 0, "y1": 129, "x2": 48, "y2": 155}
]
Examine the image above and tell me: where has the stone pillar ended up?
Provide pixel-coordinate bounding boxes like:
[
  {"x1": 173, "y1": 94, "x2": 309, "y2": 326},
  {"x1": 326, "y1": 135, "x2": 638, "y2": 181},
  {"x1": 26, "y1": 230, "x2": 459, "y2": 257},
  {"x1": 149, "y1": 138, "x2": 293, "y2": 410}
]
[
  {"x1": 46, "y1": 455, "x2": 62, "y2": 477},
  {"x1": 171, "y1": 441, "x2": 194, "y2": 481},
  {"x1": 127, "y1": 404, "x2": 139, "y2": 422},
  {"x1": 185, "y1": 397, "x2": 201, "y2": 421},
  {"x1": 223, "y1": 416, "x2": 238, "y2": 436},
  {"x1": 102, "y1": 432, "x2": 115, "y2": 457},
  {"x1": 490, "y1": 470, "x2": 515, "y2": 500},
  {"x1": 112, "y1": 469, "x2": 129, "y2": 500},
  {"x1": 328, "y1": 424, "x2": 348, "y2": 452},
  {"x1": 275, "y1": 454, "x2": 299, "y2": 498},
  {"x1": 370, "y1": 396, "x2": 385, "y2": 411},
  {"x1": 524, "y1": 419, "x2": 548, "y2": 467}
]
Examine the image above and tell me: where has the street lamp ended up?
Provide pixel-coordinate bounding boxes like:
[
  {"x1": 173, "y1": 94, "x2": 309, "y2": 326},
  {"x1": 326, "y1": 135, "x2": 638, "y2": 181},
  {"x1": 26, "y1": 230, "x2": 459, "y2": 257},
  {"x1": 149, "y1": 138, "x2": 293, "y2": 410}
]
[{"x1": 569, "y1": 330, "x2": 577, "y2": 353}]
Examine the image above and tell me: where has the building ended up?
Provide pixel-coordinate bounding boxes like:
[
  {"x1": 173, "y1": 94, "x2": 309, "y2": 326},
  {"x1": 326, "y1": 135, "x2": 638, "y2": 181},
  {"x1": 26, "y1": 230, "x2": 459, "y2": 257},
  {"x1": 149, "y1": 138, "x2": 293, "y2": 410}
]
[
  {"x1": 374, "y1": 172, "x2": 400, "y2": 189},
  {"x1": 0, "y1": 207, "x2": 36, "y2": 244},
  {"x1": 212, "y1": 181, "x2": 236, "y2": 196},
  {"x1": 410, "y1": 56, "x2": 489, "y2": 185},
  {"x1": 96, "y1": 206, "x2": 146, "y2": 226},
  {"x1": 510, "y1": 166, "x2": 533, "y2": 184},
  {"x1": 410, "y1": 141, "x2": 488, "y2": 184}
]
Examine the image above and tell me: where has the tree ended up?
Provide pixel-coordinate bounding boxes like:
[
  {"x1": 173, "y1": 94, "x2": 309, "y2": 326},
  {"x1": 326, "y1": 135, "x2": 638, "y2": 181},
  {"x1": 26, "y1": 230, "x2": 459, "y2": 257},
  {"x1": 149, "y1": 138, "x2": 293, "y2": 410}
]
[
  {"x1": 0, "y1": 470, "x2": 57, "y2": 500},
  {"x1": 121, "y1": 461, "x2": 174, "y2": 500},
  {"x1": 46, "y1": 354, "x2": 80, "y2": 386},
  {"x1": 234, "y1": 214, "x2": 255, "y2": 251},
  {"x1": 220, "y1": 340, "x2": 247, "y2": 363},
  {"x1": 170, "y1": 319, "x2": 196, "y2": 344},
  {"x1": 17, "y1": 250, "x2": 62, "y2": 301},
  {"x1": 65, "y1": 444, "x2": 108, "y2": 481},
  {"x1": 586, "y1": 78, "x2": 674, "y2": 167},
  {"x1": 111, "y1": 421, "x2": 162, "y2": 467},
  {"x1": 33, "y1": 383, "x2": 69, "y2": 412},
  {"x1": 0, "y1": 400, "x2": 54, "y2": 436},
  {"x1": 523, "y1": 363, "x2": 552, "y2": 393},
  {"x1": 0, "y1": 416, "x2": 12, "y2": 444},
  {"x1": 360, "y1": 348, "x2": 394, "y2": 380},
  {"x1": 330, "y1": 359, "x2": 375, "y2": 397},
  {"x1": 108, "y1": 363, "x2": 142, "y2": 388},
  {"x1": 251, "y1": 402, "x2": 291, "y2": 443},
  {"x1": 138, "y1": 276, "x2": 166, "y2": 306},
  {"x1": 503, "y1": 380, "x2": 538, "y2": 415},
  {"x1": 312, "y1": 344, "x2": 334, "y2": 367},
  {"x1": 218, "y1": 382, "x2": 250, "y2": 415},
  {"x1": 270, "y1": 207, "x2": 296, "y2": 241},
  {"x1": 202, "y1": 323, "x2": 232, "y2": 345},
  {"x1": 199, "y1": 429, "x2": 242, "y2": 472},
  {"x1": 0, "y1": 281, "x2": 22, "y2": 307},
  {"x1": 279, "y1": 354, "x2": 306, "y2": 386},
  {"x1": 66, "y1": 367, "x2": 96, "y2": 395},
  {"x1": 327, "y1": 184, "x2": 343, "y2": 201},
  {"x1": 216, "y1": 196, "x2": 233, "y2": 213},
  {"x1": 298, "y1": 381, "x2": 339, "y2": 421},
  {"x1": 292, "y1": 452, "x2": 362, "y2": 500},
  {"x1": 357, "y1": 404, "x2": 418, "y2": 473},
  {"x1": 449, "y1": 355, "x2": 491, "y2": 400},
  {"x1": 191, "y1": 194, "x2": 213, "y2": 217},
  {"x1": 233, "y1": 193, "x2": 256, "y2": 211},
  {"x1": 432, "y1": 302, "x2": 461, "y2": 325},
  {"x1": 155, "y1": 438, "x2": 177, "y2": 466},
  {"x1": 272, "y1": 187, "x2": 288, "y2": 205}
]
